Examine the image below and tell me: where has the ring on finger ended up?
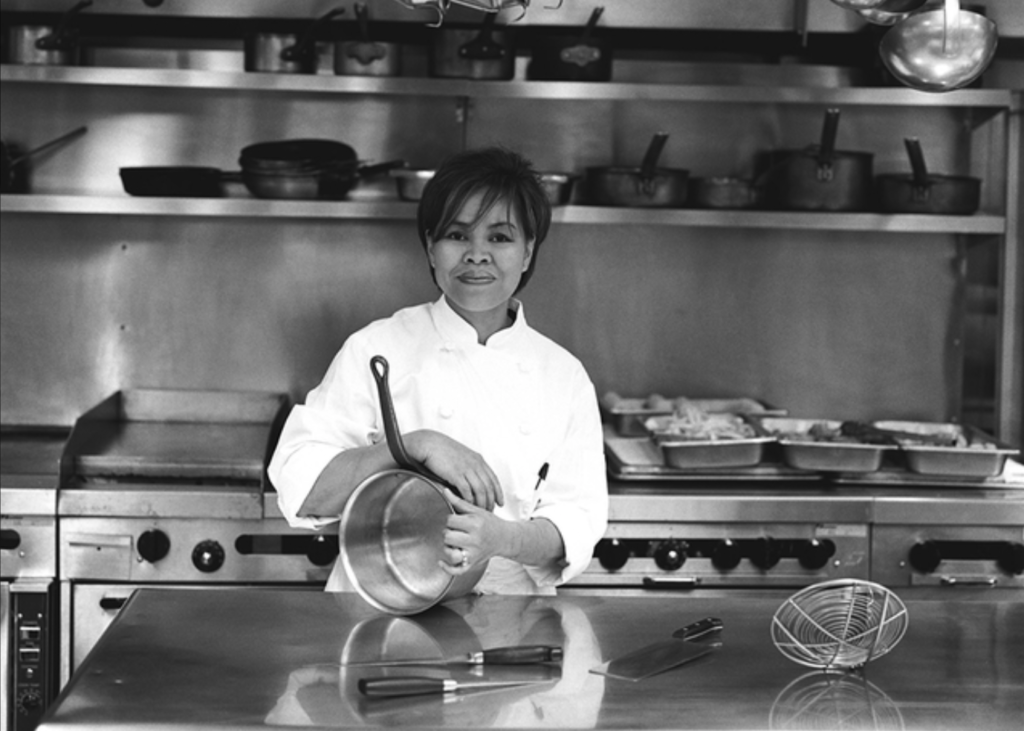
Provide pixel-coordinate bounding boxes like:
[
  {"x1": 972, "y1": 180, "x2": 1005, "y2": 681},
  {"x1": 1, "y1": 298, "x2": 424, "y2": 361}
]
[{"x1": 458, "y1": 548, "x2": 469, "y2": 568}]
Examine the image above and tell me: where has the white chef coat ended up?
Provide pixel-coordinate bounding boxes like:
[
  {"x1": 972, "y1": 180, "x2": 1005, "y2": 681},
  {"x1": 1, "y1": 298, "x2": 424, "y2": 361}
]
[{"x1": 268, "y1": 296, "x2": 608, "y2": 594}]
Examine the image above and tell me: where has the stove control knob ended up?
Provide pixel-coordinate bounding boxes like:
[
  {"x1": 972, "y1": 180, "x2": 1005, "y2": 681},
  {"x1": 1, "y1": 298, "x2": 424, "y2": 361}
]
[
  {"x1": 797, "y1": 539, "x2": 836, "y2": 570},
  {"x1": 17, "y1": 688, "x2": 42, "y2": 712},
  {"x1": 595, "y1": 539, "x2": 630, "y2": 571},
  {"x1": 750, "y1": 537, "x2": 781, "y2": 571},
  {"x1": 909, "y1": 540, "x2": 942, "y2": 574},
  {"x1": 307, "y1": 535, "x2": 338, "y2": 567},
  {"x1": 137, "y1": 529, "x2": 170, "y2": 563},
  {"x1": 654, "y1": 540, "x2": 687, "y2": 571},
  {"x1": 997, "y1": 542, "x2": 1024, "y2": 576},
  {"x1": 712, "y1": 539, "x2": 742, "y2": 570},
  {"x1": 192, "y1": 540, "x2": 225, "y2": 573}
]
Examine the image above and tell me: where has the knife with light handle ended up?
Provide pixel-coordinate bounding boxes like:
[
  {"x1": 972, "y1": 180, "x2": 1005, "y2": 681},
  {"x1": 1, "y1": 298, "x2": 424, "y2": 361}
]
[
  {"x1": 358, "y1": 676, "x2": 552, "y2": 697},
  {"x1": 345, "y1": 644, "x2": 563, "y2": 667}
]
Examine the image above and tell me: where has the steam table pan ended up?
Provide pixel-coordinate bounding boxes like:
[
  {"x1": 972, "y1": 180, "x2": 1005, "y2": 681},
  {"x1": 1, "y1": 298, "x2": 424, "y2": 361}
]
[
  {"x1": 600, "y1": 393, "x2": 784, "y2": 437},
  {"x1": 646, "y1": 413, "x2": 772, "y2": 470},
  {"x1": 755, "y1": 417, "x2": 895, "y2": 473},
  {"x1": 872, "y1": 420, "x2": 1020, "y2": 478}
]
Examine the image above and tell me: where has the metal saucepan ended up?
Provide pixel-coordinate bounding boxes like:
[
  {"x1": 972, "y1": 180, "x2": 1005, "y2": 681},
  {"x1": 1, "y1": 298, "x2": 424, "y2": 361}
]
[
  {"x1": 430, "y1": 13, "x2": 515, "y2": 80},
  {"x1": 528, "y1": 6, "x2": 612, "y2": 82},
  {"x1": 335, "y1": 2, "x2": 401, "y2": 77},
  {"x1": 391, "y1": 168, "x2": 436, "y2": 201},
  {"x1": 585, "y1": 132, "x2": 690, "y2": 208},
  {"x1": 879, "y1": 0, "x2": 998, "y2": 92},
  {"x1": 7, "y1": 0, "x2": 92, "y2": 66},
  {"x1": 691, "y1": 176, "x2": 762, "y2": 210},
  {"x1": 758, "y1": 108, "x2": 873, "y2": 212},
  {"x1": 1, "y1": 125, "x2": 88, "y2": 193},
  {"x1": 539, "y1": 172, "x2": 576, "y2": 206},
  {"x1": 875, "y1": 137, "x2": 980, "y2": 215},
  {"x1": 337, "y1": 355, "x2": 486, "y2": 615},
  {"x1": 244, "y1": 7, "x2": 345, "y2": 74}
]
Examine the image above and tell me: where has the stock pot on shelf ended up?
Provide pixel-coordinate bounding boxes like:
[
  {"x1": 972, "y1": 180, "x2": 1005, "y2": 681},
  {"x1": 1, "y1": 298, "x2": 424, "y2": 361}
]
[
  {"x1": 758, "y1": 108, "x2": 873, "y2": 212},
  {"x1": 875, "y1": 137, "x2": 980, "y2": 214},
  {"x1": 585, "y1": 132, "x2": 689, "y2": 208}
]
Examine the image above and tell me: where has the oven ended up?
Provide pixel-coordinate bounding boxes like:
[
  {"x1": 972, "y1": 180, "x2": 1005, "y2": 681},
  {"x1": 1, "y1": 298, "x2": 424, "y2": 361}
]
[
  {"x1": 55, "y1": 389, "x2": 337, "y2": 683},
  {"x1": 870, "y1": 488, "x2": 1024, "y2": 588},
  {"x1": 1, "y1": 428, "x2": 66, "y2": 731},
  {"x1": 567, "y1": 485, "x2": 873, "y2": 590}
]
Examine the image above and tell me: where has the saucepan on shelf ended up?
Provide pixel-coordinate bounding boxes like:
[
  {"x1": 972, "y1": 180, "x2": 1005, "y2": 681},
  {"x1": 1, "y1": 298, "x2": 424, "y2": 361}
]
[
  {"x1": 875, "y1": 137, "x2": 980, "y2": 215},
  {"x1": 2, "y1": 125, "x2": 88, "y2": 193},
  {"x1": 244, "y1": 7, "x2": 345, "y2": 74},
  {"x1": 757, "y1": 108, "x2": 873, "y2": 212},
  {"x1": 585, "y1": 132, "x2": 689, "y2": 208},
  {"x1": 335, "y1": 2, "x2": 401, "y2": 77},
  {"x1": 7, "y1": 0, "x2": 92, "y2": 66},
  {"x1": 528, "y1": 6, "x2": 612, "y2": 82},
  {"x1": 430, "y1": 12, "x2": 515, "y2": 80}
]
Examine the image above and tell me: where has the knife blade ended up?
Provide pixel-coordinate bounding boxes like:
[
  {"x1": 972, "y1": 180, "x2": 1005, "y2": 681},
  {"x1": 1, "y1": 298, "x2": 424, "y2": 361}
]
[
  {"x1": 344, "y1": 644, "x2": 563, "y2": 667},
  {"x1": 672, "y1": 616, "x2": 723, "y2": 642},
  {"x1": 589, "y1": 617, "x2": 723, "y2": 682},
  {"x1": 357, "y1": 676, "x2": 553, "y2": 697}
]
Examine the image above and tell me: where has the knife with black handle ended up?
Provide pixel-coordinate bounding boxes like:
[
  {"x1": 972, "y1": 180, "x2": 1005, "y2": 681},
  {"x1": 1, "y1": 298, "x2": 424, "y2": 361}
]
[
  {"x1": 672, "y1": 616, "x2": 723, "y2": 642},
  {"x1": 345, "y1": 644, "x2": 563, "y2": 667},
  {"x1": 358, "y1": 676, "x2": 552, "y2": 697}
]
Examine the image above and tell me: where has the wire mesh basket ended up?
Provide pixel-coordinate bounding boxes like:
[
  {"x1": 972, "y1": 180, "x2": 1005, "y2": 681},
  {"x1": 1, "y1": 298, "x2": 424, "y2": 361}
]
[
  {"x1": 769, "y1": 671, "x2": 905, "y2": 730},
  {"x1": 771, "y1": 579, "x2": 909, "y2": 670}
]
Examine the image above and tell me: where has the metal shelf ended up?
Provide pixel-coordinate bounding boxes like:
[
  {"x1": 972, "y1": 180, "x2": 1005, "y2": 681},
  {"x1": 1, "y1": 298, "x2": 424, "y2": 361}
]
[
  {"x1": 0, "y1": 194, "x2": 1007, "y2": 233},
  {"x1": 0, "y1": 64, "x2": 1014, "y2": 109}
]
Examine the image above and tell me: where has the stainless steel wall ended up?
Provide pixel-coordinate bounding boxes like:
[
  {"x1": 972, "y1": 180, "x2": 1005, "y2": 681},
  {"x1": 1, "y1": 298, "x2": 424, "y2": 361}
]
[{"x1": 1, "y1": 14, "x2": 1000, "y2": 427}]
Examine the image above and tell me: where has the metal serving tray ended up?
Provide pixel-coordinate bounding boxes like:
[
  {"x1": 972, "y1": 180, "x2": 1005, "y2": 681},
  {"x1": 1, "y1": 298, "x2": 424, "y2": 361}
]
[
  {"x1": 601, "y1": 392, "x2": 784, "y2": 437},
  {"x1": 872, "y1": 420, "x2": 1020, "y2": 478},
  {"x1": 646, "y1": 413, "x2": 773, "y2": 470},
  {"x1": 755, "y1": 417, "x2": 895, "y2": 473}
]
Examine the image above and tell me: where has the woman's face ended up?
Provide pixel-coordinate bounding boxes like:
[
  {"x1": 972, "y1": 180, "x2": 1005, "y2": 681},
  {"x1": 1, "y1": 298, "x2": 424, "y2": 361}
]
[{"x1": 427, "y1": 190, "x2": 534, "y2": 324}]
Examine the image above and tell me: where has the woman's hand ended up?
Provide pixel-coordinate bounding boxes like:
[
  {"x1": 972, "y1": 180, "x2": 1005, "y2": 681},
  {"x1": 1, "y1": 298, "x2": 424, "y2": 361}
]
[
  {"x1": 403, "y1": 430, "x2": 504, "y2": 511},
  {"x1": 439, "y1": 490, "x2": 516, "y2": 576}
]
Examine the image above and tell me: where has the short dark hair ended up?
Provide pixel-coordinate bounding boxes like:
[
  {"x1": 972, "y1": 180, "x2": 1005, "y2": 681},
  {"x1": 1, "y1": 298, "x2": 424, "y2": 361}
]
[{"x1": 417, "y1": 147, "x2": 552, "y2": 294}]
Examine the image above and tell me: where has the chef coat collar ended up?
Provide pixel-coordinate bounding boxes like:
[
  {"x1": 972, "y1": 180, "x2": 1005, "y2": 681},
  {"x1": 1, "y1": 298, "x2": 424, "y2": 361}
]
[{"x1": 430, "y1": 295, "x2": 527, "y2": 349}]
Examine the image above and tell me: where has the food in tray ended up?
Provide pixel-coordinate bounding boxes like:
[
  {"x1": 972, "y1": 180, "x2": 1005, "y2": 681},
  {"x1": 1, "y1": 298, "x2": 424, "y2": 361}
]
[
  {"x1": 871, "y1": 420, "x2": 999, "y2": 450},
  {"x1": 601, "y1": 391, "x2": 781, "y2": 437},
  {"x1": 644, "y1": 400, "x2": 758, "y2": 442}
]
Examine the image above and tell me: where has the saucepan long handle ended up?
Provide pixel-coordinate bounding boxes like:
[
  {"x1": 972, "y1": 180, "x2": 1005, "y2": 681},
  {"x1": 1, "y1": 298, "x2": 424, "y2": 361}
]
[{"x1": 369, "y1": 355, "x2": 462, "y2": 496}]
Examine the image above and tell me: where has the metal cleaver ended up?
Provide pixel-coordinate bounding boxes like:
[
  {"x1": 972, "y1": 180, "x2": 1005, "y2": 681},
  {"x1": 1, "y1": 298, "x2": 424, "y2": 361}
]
[{"x1": 589, "y1": 616, "x2": 722, "y2": 682}]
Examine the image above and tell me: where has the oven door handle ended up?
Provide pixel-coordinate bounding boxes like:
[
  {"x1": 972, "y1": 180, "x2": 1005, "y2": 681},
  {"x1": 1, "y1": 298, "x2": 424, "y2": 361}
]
[
  {"x1": 99, "y1": 596, "x2": 129, "y2": 611},
  {"x1": 642, "y1": 577, "x2": 702, "y2": 590}
]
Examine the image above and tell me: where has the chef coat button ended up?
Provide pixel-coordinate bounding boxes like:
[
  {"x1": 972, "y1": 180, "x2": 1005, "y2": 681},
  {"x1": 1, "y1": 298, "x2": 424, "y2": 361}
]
[
  {"x1": 442, "y1": 342, "x2": 455, "y2": 353},
  {"x1": 440, "y1": 405, "x2": 454, "y2": 419},
  {"x1": 519, "y1": 423, "x2": 531, "y2": 435},
  {"x1": 518, "y1": 361, "x2": 531, "y2": 374}
]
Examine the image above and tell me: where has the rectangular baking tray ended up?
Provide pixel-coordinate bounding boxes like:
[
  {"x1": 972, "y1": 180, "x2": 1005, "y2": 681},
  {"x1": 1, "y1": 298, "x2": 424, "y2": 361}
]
[
  {"x1": 754, "y1": 417, "x2": 895, "y2": 473},
  {"x1": 600, "y1": 393, "x2": 785, "y2": 437},
  {"x1": 646, "y1": 413, "x2": 772, "y2": 470},
  {"x1": 872, "y1": 420, "x2": 1020, "y2": 478}
]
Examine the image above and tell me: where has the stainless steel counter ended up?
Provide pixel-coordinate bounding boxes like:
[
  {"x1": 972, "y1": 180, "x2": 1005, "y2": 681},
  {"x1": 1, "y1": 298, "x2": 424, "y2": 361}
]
[{"x1": 38, "y1": 587, "x2": 1024, "y2": 730}]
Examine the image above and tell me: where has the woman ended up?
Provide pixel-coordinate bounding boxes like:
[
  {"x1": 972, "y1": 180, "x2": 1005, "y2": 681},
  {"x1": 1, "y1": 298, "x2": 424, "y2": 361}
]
[{"x1": 268, "y1": 147, "x2": 608, "y2": 595}]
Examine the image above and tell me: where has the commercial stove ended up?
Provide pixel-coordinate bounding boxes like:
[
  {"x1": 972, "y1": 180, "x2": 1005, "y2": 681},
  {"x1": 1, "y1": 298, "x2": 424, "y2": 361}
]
[
  {"x1": 1, "y1": 427, "x2": 67, "y2": 731},
  {"x1": 55, "y1": 389, "x2": 335, "y2": 685},
  {"x1": 568, "y1": 483, "x2": 874, "y2": 590}
]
